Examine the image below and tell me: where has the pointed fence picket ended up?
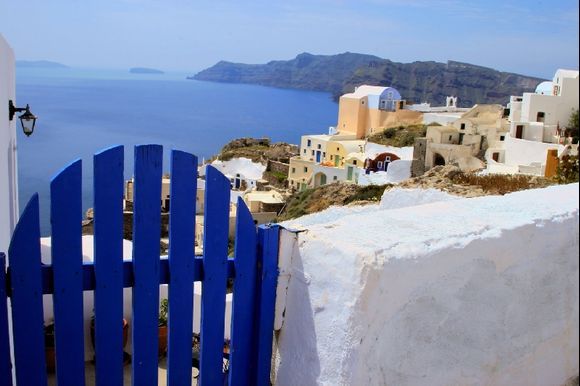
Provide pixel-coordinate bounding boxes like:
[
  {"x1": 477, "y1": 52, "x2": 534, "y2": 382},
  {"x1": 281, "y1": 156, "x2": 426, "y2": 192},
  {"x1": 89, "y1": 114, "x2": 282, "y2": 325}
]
[
  {"x1": 93, "y1": 146, "x2": 125, "y2": 386},
  {"x1": 0, "y1": 144, "x2": 280, "y2": 386}
]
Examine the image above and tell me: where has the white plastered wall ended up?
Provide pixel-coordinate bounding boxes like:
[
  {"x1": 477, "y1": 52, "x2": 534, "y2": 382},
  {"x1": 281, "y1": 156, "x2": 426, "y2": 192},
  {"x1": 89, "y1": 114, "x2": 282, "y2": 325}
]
[
  {"x1": 0, "y1": 34, "x2": 18, "y2": 254},
  {"x1": 272, "y1": 184, "x2": 579, "y2": 386}
]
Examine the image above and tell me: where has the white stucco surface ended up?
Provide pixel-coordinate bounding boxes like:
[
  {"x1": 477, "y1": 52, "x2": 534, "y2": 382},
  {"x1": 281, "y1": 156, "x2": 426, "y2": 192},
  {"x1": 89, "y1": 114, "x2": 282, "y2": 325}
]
[
  {"x1": 503, "y1": 135, "x2": 564, "y2": 168},
  {"x1": 364, "y1": 143, "x2": 413, "y2": 160},
  {"x1": 358, "y1": 160, "x2": 412, "y2": 185},
  {"x1": 210, "y1": 157, "x2": 266, "y2": 181},
  {"x1": 275, "y1": 184, "x2": 579, "y2": 386},
  {"x1": 0, "y1": 35, "x2": 18, "y2": 253}
]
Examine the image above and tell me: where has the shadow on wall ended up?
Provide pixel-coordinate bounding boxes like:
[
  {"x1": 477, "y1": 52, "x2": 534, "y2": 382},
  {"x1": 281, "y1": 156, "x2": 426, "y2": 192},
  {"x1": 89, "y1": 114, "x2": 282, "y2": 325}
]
[
  {"x1": 348, "y1": 219, "x2": 579, "y2": 386},
  {"x1": 273, "y1": 238, "x2": 321, "y2": 386}
]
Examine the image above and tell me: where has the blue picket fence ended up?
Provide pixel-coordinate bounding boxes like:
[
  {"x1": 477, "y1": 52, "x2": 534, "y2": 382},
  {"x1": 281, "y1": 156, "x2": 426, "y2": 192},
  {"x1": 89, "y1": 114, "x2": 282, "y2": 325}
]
[{"x1": 0, "y1": 145, "x2": 280, "y2": 386}]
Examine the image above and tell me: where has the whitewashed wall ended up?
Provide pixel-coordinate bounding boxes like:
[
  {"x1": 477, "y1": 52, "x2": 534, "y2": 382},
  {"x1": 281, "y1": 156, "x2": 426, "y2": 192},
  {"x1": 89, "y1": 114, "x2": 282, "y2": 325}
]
[
  {"x1": 503, "y1": 134, "x2": 563, "y2": 168},
  {"x1": 0, "y1": 34, "x2": 18, "y2": 254},
  {"x1": 273, "y1": 184, "x2": 579, "y2": 386}
]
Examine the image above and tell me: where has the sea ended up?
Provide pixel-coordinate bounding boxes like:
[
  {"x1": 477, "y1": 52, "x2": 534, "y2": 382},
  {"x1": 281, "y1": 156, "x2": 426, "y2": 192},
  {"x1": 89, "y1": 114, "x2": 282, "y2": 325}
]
[{"x1": 15, "y1": 67, "x2": 338, "y2": 235}]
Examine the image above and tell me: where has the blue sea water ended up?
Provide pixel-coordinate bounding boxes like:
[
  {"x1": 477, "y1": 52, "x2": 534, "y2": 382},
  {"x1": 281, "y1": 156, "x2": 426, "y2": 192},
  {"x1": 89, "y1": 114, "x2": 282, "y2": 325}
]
[{"x1": 15, "y1": 67, "x2": 338, "y2": 235}]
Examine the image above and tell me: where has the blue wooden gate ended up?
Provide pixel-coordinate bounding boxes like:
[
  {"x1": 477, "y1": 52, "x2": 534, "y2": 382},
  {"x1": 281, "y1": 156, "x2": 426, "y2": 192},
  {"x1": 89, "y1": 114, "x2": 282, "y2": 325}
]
[{"x1": 0, "y1": 145, "x2": 280, "y2": 386}]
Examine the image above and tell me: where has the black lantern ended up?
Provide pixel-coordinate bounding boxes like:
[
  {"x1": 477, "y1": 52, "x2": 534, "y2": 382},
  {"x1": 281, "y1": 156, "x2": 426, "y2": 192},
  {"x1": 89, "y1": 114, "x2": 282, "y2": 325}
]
[{"x1": 8, "y1": 100, "x2": 37, "y2": 137}]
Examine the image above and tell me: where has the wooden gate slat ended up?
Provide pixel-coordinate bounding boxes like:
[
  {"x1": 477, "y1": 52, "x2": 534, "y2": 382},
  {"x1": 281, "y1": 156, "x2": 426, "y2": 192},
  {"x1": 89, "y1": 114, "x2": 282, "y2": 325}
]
[
  {"x1": 0, "y1": 253, "x2": 13, "y2": 386},
  {"x1": 93, "y1": 146, "x2": 125, "y2": 386},
  {"x1": 8, "y1": 194, "x2": 47, "y2": 386},
  {"x1": 166, "y1": 150, "x2": 197, "y2": 386},
  {"x1": 255, "y1": 225, "x2": 280, "y2": 386},
  {"x1": 51, "y1": 159, "x2": 86, "y2": 386},
  {"x1": 131, "y1": 144, "x2": 163, "y2": 386},
  {"x1": 228, "y1": 198, "x2": 258, "y2": 386},
  {"x1": 199, "y1": 166, "x2": 230, "y2": 386}
]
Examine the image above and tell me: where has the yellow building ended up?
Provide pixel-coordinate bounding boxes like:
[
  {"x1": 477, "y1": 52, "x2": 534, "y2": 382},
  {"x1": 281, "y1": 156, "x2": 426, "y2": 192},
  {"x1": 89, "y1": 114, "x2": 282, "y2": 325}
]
[
  {"x1": 336, "y1": 85, "x2": 423, "y2": 138},
  {"x1": 325, "y1": 139, "x2": 365, "y2": 168}
]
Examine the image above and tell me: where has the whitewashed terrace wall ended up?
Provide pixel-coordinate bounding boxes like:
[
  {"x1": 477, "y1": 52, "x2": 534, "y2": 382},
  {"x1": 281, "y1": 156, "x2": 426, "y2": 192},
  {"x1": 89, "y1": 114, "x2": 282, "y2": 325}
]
[{"x1": 272, "y1": 185, "x2": 579, "y2": 386}]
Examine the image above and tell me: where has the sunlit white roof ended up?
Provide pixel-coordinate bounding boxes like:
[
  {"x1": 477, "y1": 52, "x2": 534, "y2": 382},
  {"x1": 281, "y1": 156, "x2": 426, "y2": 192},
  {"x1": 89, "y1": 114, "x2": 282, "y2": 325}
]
[{"x1": 535, "y1": 81, "x2": 553, "y2": 95}]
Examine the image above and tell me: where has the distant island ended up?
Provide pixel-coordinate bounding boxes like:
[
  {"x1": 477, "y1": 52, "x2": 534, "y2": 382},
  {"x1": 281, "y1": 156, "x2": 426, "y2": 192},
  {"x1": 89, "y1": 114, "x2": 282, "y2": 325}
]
[
  {"x1": 129, "y1": 67, "x2": 164, "y2": 74},
  {"x1": 191, "y1": 52, "x2": 545, "y2": 106},
  {"x1": 16, "y1": 60, "x2": 69, "y2": 69}
]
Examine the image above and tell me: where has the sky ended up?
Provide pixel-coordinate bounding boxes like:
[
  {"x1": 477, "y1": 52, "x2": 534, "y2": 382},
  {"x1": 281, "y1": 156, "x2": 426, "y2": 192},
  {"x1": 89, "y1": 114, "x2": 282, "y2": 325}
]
[{"x1": 0, "y1": 0, "x2": 578, "y2": 79}]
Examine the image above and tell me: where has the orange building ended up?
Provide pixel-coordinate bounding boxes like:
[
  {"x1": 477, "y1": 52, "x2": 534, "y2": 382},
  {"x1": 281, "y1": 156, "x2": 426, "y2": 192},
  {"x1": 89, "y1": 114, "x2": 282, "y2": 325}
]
[{"x1": 336, "y1": 85, "x2": 423, "y2": 138}]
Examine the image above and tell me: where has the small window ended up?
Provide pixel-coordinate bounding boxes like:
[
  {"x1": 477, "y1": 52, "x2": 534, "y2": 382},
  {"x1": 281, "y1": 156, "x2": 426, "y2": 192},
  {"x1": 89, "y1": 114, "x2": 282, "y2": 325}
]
[
  {"x1": 304, "y1": 167, "x2": 308, "y2": 173},
  {"x1": 337, "y1": 147, "x2": 340, "y2": 151},
  {"x1": 330, "y1": 155, "x2": 334, "y2": 160},
  {"x1": 377, "y1": 161, "x2": 383, "y2": 169},
  {"x1": 385, "y1": 156, "x2": 391, "y2": 162},
  {"x1": 311, "y1": 150, "x2": 315, "y2": 156},
  {"x1": 361, "y1": 100, "x2": 365, "y2": 105},
  {"x1": 333, "y1": 176, "x2": 338, "y2": 181},
  {"x1": 500, "y1": 135, "x2": 505, "y2": 141},
  {"x1": 460, "y1": 123, "x2": 466, "y2": 130},
  {"x1": 303, "y1": 149, "x2": 306, "y2": 154},
  {"x1": 291, "y1": 167, "x2": 296, "y2": 174},
  {"x1": 307, "y1": 139, "x2": 312, "y2": 147},
  {"x1": 323, "y1": 152, "x2": 326, "y2": 157},
  {"x1": 353, "y1": 160, "x2": 357, "y2": 166},
  {"x1": 537, "y1": 112, "x2": 545, "y2": 122},
  {"x1": 449, "y1": 135, "x2": 453, "y2": 141},
  {"x1": 317, "y1": 144, "x2": 321, "y2": 149}
]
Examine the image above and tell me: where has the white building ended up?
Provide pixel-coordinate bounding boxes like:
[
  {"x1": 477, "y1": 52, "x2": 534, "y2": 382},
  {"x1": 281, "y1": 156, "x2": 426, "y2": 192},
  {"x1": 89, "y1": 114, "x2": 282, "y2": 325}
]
[
  {"x1": 0, "y1": 34, "x2": 19, "y2": 253},
  {"x1": 508, "y1": 69, "x2": 578, "y2": 143},
  {"x1": 488, "y1": 69, "x2": 579, "y2": 175},
  {"x1": 406, "y1": 96, "x2": 470, "y2": 126},
  {"x1": 206, "y1": 158, "x2": 266, "y2": 191}
]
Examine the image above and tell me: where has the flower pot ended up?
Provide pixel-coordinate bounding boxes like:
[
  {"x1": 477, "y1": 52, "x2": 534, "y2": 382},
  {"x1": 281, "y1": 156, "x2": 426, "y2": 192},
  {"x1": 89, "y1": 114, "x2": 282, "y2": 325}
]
[
  {"x1": 45, "y1": 323, "x2": 55, "y2": 373},
  {"x1": 45, "y1": 346, "x2": 56, "y2": 373},
  {"x1": 90, "y1": 319, "x2": 129, "y2": 355},
  {"x1": 158, "y1": 325, "x2": 168, "y2": 357}
]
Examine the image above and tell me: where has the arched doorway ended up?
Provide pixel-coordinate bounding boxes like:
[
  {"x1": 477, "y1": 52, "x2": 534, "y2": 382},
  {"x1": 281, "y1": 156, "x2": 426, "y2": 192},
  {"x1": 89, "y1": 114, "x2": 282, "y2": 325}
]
[
  {"x1": 313, "y1": 172, "x2": 327, "y2": 187},
  {"x1": 433, "y1": 153, "x2": 446, "y2": 166}
]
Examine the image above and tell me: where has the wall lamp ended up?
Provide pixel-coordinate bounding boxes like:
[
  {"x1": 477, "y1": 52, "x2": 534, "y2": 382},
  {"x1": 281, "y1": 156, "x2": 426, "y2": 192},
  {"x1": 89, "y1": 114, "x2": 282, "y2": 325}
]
[{"x1": 8, "y1": 100, "x2": 37, "y2": 137}]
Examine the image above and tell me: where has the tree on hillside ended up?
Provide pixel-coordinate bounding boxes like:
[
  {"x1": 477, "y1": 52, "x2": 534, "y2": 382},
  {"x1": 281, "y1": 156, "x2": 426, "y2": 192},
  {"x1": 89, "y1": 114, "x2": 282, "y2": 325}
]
[{"x1": 567, "y1": 109, "x2": 579, "y2": 144}]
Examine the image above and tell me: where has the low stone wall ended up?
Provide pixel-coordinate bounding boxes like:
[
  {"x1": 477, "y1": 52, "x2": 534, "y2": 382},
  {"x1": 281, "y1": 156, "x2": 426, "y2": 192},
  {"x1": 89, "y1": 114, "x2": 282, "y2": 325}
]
[{"x1": 267, "y1": 160, "x2": 290, "y2": 175}]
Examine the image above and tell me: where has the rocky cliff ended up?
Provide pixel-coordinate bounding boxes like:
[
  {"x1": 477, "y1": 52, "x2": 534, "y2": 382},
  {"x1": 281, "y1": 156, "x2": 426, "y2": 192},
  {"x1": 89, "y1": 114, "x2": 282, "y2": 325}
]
[{"x1": 191, "y1": 52, "x2": 544, "y2": 106}]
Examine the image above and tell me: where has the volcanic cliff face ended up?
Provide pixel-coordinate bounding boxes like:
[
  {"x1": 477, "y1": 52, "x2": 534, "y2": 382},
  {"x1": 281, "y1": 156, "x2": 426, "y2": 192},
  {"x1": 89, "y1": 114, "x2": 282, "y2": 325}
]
[
  {"x1": 191, "y1": 52, "x2": 544, "y2": 106},
  {"x1": 342, "y1": 59, "x2": 543, "y2": 106}
]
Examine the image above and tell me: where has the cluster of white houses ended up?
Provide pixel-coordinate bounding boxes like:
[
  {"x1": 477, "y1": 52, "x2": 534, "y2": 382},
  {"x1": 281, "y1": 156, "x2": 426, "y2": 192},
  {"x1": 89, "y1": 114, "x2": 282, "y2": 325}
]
[{"x1": 288, "y1": 69, "x2": 579, "y2": 191}]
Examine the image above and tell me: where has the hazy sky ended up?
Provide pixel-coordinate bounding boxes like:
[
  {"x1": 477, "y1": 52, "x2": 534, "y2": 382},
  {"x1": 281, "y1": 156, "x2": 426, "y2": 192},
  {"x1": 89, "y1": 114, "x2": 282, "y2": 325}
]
[{"x1": 1, "y1": 0, "x2": 578, "y2": 78}]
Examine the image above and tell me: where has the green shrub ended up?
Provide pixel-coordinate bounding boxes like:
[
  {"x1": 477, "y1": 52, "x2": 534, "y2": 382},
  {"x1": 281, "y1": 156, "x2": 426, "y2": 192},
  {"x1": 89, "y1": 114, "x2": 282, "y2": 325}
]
[
  {"x1": 344, "y1": 185, "x2": 390, "y2": 204},
  {"x1": 271, "y1": 170, "x2": 287, "y2": 183},
  {"x1": 555, "y1": 155, "x2": 579, "y2": 184},
  {"x1": 398, "y1": 132, "x2": 418, "y2": 147},
  {"x1": 383, "y1": 127, "x2": 397, "y2": 139}
]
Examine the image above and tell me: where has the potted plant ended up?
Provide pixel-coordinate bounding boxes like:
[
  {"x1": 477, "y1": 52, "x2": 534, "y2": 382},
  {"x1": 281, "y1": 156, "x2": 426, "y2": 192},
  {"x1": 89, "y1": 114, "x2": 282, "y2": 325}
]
[
  {"x1": 90, "y1": 313, "x2": 130, "y2": 364},
  {"x1": 44, "y1": 322, "x2": 56, "y2": 373},
  {"x1": 158, "y1": 298, "x2": 168, "y2": 357}
]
